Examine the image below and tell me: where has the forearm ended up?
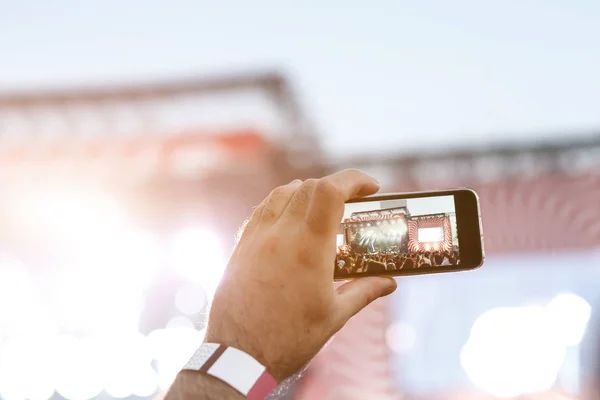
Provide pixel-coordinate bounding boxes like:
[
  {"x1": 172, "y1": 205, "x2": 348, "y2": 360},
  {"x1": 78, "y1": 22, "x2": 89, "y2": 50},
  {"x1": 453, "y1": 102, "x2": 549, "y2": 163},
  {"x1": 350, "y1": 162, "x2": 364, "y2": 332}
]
[{"x1": 165, "y1": 371, "x2": 245, "y2": 400}]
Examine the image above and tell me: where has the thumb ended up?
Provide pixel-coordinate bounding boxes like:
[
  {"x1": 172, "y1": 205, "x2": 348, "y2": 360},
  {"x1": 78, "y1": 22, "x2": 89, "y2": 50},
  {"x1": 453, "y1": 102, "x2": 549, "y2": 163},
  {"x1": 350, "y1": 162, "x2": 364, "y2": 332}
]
[{"x1": 332, "y1": 277, "x2": 397, "y2": 330}]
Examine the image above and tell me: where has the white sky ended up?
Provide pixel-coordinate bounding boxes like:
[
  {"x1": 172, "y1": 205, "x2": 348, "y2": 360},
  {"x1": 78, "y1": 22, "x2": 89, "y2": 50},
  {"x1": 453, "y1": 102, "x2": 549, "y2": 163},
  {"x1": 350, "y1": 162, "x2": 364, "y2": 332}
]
[
  {"x1": 405, "y1": 196, "x2": 455, "y2": 216},
  {"x1": 1, "y1": 0, "x2": 600, "y2": 156},
  {"x1": 343, "y1": 195, "x2": 454, "y2": 219},
  {"x1": 343, "y1": 201, "x2": 387, "y2": 219}
]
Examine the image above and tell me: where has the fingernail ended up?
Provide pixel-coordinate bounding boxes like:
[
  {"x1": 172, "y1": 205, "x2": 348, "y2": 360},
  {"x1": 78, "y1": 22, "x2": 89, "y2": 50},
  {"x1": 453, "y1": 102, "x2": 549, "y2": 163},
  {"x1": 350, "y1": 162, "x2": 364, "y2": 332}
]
[
  {"x1": 289, "y1": 179, "x2": 302, "y2": 186},
  {"x1": 371, "y1": 177, "x2": 380, "y2": 186}
]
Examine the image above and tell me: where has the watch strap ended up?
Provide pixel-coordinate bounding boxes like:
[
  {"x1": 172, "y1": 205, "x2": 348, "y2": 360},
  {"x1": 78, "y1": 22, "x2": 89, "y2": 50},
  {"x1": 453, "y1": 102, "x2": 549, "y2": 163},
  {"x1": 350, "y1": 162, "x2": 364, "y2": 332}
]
[{"x1": 182, "y1": 343, "x2": 277, "y2": 399}]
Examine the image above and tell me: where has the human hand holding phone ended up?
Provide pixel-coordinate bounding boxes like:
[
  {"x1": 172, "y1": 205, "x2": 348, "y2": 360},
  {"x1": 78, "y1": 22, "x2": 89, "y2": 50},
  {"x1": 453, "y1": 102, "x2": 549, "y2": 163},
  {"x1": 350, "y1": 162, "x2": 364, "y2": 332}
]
[
  {"x1": 202, "y1": 170, "x2": 397, "y2": 382},
  {"x1": 166, "y1": 170, "x2": 485, "y2": 400}
]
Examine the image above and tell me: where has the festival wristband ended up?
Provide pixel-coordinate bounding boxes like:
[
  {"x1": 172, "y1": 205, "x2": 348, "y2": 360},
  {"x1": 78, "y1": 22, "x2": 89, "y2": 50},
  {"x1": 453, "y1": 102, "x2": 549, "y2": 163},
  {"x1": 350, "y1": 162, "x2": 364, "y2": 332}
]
[{"x1": 182, "y1": 343, "x2": 277, "y2": 399}]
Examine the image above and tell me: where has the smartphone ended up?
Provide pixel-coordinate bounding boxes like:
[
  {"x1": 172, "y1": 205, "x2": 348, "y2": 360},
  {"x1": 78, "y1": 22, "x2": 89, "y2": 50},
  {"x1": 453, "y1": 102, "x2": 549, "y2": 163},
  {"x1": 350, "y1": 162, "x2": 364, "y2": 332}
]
[{"x1": 334, "y1": 188, "x2": 484, "y2": 280}]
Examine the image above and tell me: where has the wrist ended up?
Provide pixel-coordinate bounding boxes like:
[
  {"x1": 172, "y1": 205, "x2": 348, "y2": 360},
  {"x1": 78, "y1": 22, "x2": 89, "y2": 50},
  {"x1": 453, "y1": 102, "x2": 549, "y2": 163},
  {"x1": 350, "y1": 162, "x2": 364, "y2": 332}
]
[
  {"x1": 204, "y1": 326, "x2": 289, "y2": 383},
  {"x1": 168, "y1": 370, "x2": 245, "y2": 400},
  {"x1": 181, "y1": 343, "x2": 278, "y2": 399}
]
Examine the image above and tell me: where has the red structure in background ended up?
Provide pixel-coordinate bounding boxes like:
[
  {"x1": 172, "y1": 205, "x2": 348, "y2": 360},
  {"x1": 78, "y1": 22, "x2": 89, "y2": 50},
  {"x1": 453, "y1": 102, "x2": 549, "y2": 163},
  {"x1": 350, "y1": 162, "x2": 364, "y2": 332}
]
[
  {"x1": 0, "y1": 129, "x2": 269, "y2": 182},
  {"x1": 297, "y1": 139, "x2": 600, "y2": 400},
  {"x1": 0, "y1": 71, "x2": 322, "y2": 183},
  {"x1": 0, "y1": 72, "x2": 326, "y2": 252}
]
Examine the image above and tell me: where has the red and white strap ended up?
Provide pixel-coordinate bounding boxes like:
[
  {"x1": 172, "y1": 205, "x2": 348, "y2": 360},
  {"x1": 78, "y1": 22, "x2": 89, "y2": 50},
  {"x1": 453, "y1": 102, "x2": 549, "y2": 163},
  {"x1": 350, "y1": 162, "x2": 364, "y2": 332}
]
[{"x1": 182, "y1": 343, "x2": 277, "y2": 399}]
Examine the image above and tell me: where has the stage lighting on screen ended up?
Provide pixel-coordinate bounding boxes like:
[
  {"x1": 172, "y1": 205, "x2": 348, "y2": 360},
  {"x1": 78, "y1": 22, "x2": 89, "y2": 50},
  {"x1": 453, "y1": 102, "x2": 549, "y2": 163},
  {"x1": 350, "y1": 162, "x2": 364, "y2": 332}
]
[{"x1": 418, "y1": 227, "x2": 444, "y2": 243}]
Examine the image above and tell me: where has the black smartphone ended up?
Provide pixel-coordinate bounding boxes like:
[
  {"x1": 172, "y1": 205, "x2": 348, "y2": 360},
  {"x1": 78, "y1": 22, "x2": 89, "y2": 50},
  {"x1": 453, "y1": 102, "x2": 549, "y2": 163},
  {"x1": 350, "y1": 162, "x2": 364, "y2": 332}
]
[{"x1": 334, "y1": 188, "x2": 484, "y2": 280}]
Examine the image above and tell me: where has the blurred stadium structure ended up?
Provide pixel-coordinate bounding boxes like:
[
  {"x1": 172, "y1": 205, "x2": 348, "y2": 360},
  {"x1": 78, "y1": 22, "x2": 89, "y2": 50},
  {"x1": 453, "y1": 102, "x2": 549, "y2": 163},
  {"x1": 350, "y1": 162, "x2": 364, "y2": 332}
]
[
  {"x1": 0, "y1": 72, "x2": 325, "y2": 400},
  {"x1": 1, "y1": 70, "x2": 600, "y2": 400},
  {"x1": 297, "y1": 136, "x2": 600, "y2": 399},
  {"x1": 0, "y1": 71, "x2": 328, "y2": 254}
]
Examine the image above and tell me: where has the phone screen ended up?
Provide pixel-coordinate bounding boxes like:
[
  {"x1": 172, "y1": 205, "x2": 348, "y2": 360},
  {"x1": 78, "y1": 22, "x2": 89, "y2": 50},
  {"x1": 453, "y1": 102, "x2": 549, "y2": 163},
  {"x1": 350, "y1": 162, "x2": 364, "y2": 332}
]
[{"x1": 334, "y1": 192, "x2": 477, "y2": 279}]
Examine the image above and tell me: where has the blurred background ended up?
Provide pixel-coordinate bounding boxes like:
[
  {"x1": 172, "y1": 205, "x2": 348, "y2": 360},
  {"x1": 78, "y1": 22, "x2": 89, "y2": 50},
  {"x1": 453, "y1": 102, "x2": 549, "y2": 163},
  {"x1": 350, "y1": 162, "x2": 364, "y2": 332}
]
[{"x1": 1, "y1": 1, "x2": 600, "y2": 399}]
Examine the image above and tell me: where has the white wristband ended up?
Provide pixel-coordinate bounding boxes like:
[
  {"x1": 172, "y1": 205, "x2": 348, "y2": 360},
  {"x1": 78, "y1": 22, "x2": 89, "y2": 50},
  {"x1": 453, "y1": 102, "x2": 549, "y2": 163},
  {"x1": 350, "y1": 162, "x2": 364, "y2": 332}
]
[{"x1": 182, "y1": 343, "x2": 277, "y2": 399}]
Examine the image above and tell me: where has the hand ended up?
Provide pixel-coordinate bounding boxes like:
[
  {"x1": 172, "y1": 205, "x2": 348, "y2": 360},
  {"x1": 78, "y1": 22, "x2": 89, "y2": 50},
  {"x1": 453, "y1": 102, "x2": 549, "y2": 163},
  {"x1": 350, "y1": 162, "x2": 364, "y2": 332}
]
[{"x1": 204, "y1": 169, "x2": 398, "y2": 382}]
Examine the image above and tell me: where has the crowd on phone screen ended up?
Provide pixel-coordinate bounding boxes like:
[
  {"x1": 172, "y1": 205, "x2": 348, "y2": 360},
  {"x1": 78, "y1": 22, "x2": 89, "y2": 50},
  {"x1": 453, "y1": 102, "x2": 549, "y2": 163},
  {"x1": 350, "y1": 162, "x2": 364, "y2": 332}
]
[{"x1": 335, "y1": 248, "x2": 460, "y2": 276}]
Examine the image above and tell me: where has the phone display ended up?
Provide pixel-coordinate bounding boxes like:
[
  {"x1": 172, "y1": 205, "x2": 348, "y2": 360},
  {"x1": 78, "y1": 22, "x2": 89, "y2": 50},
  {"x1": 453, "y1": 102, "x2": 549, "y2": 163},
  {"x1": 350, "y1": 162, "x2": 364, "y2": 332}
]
[{"x1": 334, "y1": 189, "x2": 484, "y2": 279}]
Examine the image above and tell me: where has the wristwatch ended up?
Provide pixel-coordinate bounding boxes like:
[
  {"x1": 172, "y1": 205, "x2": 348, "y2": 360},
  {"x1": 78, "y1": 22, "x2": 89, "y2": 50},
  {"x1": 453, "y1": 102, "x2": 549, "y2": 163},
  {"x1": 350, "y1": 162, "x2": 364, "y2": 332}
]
[{"x1": 182, "y1": 343, "x2": 278, "y2": 399}]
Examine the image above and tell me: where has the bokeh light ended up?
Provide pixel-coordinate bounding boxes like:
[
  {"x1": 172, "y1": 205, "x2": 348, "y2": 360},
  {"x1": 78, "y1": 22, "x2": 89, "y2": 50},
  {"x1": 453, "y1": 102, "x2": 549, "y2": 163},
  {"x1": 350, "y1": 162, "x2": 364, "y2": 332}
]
[
  {"x1": 385, "y1": 321, "x2": 417, "y2": 354},
  {"x1": 169, "y1": 227, "x2": 228, "y2": 297},
  {"x1": 18, "y1": 187, "x2": 126, "y2": 245},
  {"x1": 175, "y1": 284, "x2": 208, "y2": 316},
  {"x1": 0, "y1": 336, "x2": 55, "y2": 400},
  {"x1": 461, "y1": 306, "x2": 566, "y2": 398},
  {"x1": 149, "y1": 327, "x2": 206, "y2": 391},
  {"x1": 545, "y1": 293, "x2": 592, "y2": 347},
  {"x1": 460, "y1": 293, "x2": 593, "y2": 398},
  {"x1": 53, "y1": 335, "x2": 105, "y2": 400}
]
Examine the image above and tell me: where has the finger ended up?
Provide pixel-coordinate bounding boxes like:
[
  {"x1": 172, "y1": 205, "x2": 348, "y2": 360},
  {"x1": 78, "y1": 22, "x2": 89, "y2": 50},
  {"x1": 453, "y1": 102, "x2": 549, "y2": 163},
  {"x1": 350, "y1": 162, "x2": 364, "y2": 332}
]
[
  {"x1": 259, "y1": 180, "x2": 303, "y2": 224},
  {"x1": 234, "y1": 218, "x2": 251, "y2": 244},
  {"x1": 235, "y1": 203, "x2": 264, "y2": 244},
  {"x1": 236, "y1": 179, "x2": 302, "y2": 247},
  {"x1": 232, "y1": 180, "x2": 302, "y2": 262},
  {"x1": 325, "y1": 169, "x2": 380, "y2": 199},
  {"x1": 305, "y1": 169, "x2": 379, "y2": 235},
  {"x1": 281, "y1": 178, "x2": 319, "y2": 219},
  {"x1": 332, "y1": 277, "x2": 397, "y2": 331}
]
